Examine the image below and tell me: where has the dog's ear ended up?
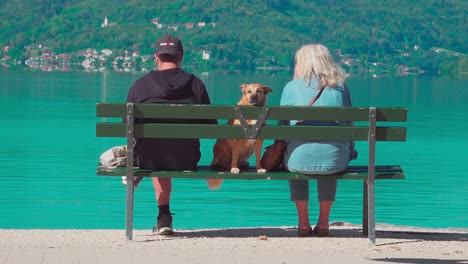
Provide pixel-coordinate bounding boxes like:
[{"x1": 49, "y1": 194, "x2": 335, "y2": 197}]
[
  {"x1": 262, "y1": 86, "x2": 273, "y2": 94},
  {"x1": 240, "y1": 84, "x2": 248, "y2": 93}
]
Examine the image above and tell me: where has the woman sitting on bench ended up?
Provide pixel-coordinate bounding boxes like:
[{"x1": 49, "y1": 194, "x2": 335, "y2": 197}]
[{"x1": 280, "y1": 44, "x2": 357, "y2": 237}]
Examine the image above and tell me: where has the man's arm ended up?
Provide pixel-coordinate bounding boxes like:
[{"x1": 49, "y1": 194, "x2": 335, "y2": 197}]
[
  {"x1": 196, "y1": 79, "x2": 218, "y2": 125},
  {"x1": 122, "y1": 81, "x2": 138, "y2": 123}
]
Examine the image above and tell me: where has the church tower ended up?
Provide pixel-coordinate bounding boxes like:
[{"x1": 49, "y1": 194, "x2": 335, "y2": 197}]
[{"x1": 101, "y1": 15, "x2": 108, "y2": 28}]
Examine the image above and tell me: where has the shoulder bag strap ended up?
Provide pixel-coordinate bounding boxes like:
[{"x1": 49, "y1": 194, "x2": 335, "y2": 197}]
[
  {"x1": 296, "y1": 86, "x2": 325, "y2": 124},
  {"x1": 307, "y1": 87, "x2": 325, "y2": 106}
]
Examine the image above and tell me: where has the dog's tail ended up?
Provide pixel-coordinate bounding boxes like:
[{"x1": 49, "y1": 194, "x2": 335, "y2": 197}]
[
  {"x1": 209, "y1": 162, "x2": 229, "y2": 190},
  {"x1": 206, "y1": 179, "x2": 223, "y2": 190}
]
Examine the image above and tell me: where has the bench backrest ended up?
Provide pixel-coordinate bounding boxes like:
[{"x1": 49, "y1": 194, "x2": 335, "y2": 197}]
[{"x1": 96, "y1": 103, "x2": 407, "y2": 142}]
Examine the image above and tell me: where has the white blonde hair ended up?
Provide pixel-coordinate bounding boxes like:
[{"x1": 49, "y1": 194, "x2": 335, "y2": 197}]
[{"x1": 293, "y1": 44, "x2": 346, "y2": 88}]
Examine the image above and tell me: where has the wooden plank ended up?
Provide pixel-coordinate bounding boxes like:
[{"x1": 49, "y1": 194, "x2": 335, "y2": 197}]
[
  {"x1": 96, "y1": 166, "x2": 154, "y2": 176},
  {"x1": 96, "y1": 103, "x2": 407, "y2": 122},
  {"x1": 267, "y1": 107, "x2": 407, "y2": 122},
  {"x1": 376, "y1": 108, "x2": 407, "y2": 122},
  {"x1": 96, "y1": 103, "x2": 126, "y2": 118},
  {"x1": 96, "y1": 123, "x2": 126, "y2": 137},
  {"x1": 96, "y1": 165, "x2": 405, "y2": 180},
  {"x1": 96, "y1": 123, "x2": 406, "y2": 141}
]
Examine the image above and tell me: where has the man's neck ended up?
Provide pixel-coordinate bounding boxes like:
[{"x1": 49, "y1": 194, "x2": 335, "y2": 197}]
[{"x1": 158, "y1": 62, "x2": 179, "y2": 71}]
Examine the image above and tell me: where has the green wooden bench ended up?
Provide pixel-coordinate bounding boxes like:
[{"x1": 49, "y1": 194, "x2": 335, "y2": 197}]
[{"x1": 96, "y1": 103, "x2": 407, "y2": 245}]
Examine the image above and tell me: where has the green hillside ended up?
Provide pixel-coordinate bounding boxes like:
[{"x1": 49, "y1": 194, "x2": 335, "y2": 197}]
[{"x1": 0, "y1": 0, "x2": 466, "y2": 74}]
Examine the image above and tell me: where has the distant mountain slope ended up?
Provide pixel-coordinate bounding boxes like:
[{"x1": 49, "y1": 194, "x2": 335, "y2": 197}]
[{"x1": 0, "y1": 0, "x2": 466, "y2": 71}]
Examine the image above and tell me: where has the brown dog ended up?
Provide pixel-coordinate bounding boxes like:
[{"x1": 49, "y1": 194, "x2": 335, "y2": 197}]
[{"x1": 208, "y1": 83, "x2": 272, "y2": 190}]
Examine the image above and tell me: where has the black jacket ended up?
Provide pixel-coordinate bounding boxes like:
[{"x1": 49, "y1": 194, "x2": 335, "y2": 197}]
[{"x1": 126, "y1": 68, "x2": 216, "y2": 170}]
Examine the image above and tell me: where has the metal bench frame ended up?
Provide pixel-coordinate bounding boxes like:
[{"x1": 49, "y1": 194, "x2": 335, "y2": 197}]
[{"x1": 96, "y1": 103, "x2": 407, "y2": 245}]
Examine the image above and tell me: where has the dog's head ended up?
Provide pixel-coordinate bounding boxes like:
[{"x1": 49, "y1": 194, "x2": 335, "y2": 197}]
[{"x1": 239, "y1": 83, "x2": 272, "y2": 106}]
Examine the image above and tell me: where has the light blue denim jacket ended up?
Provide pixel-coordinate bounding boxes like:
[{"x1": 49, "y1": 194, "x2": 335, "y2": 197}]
[{"x1": 280, "y1": 78, "x2": 354, "y2": 174}]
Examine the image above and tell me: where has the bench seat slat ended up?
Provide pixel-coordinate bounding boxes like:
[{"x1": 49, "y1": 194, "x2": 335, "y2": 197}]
[
  {"x1": 96, "y1": 165, "x2": 404, "y2": 180},
  {"x1": 96, "y1": 104, "x2": 407, "y2": 122},
  {"x1": 96, "y1": 123, "x2": 406, "y2": 141}
]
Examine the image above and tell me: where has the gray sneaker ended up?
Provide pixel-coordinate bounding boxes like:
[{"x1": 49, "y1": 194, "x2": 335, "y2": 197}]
[{"x1": 152, "y1": 214, "x2": 173, "y2": 235}]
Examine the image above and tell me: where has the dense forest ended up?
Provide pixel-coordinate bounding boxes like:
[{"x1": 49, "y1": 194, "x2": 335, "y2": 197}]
[{"x1": 0, "y1": 0, "x2": 466, "y2": 76}]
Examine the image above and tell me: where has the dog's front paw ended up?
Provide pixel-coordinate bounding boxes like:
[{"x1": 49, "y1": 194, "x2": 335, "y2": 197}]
[
  {"x1": 257, "y1": 168, "x2": 267, "y2": 174},
  {"x1": 230, "y1": 167, "x2": 240, "y2": 174}
]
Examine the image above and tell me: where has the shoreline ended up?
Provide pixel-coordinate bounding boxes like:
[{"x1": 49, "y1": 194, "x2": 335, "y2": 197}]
[{"x1": 1, "y1": 223, "x2": 467, "y2": 264}]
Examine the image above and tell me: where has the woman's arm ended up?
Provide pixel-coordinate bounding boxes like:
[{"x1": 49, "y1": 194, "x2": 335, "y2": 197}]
[{"x1": 343, "y1": 83, "x2": 358, "y2": 160}]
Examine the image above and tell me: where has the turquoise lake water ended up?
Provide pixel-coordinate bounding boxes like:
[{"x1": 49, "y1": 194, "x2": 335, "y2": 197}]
[{"x1": 0, "y1": 70, "x2": 467, "y2": 230}]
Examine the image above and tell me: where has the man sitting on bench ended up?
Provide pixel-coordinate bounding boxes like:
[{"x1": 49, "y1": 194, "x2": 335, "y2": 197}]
[{"x1": 125, "y1": 35, "x2": 217, "y2": 235}]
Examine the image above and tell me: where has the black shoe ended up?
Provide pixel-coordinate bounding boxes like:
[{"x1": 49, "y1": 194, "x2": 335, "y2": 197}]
[{"x1": 152, "y1": 214, "x2": 173, "y2": 235}]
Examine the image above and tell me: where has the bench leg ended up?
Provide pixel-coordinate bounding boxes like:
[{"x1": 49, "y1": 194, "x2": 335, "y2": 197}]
[
  {"x1": 363, "y1": 180, "x2": 377, "y2": 246},
  {"x1": 362, "y1": 180, "x2": 368, "y2": 237},
  {"x1": 126, "y1": 176, "x2": 134, "y2": 240},
  {"x1": 367, "y1": 107, "x2": 376, "y2": 246},
  {"x1": 125, "y1": 102, "x2": 135, "y2": 241},
  {"x1": 367, "y1": 179, "x2": 376, "y2": 246}
]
